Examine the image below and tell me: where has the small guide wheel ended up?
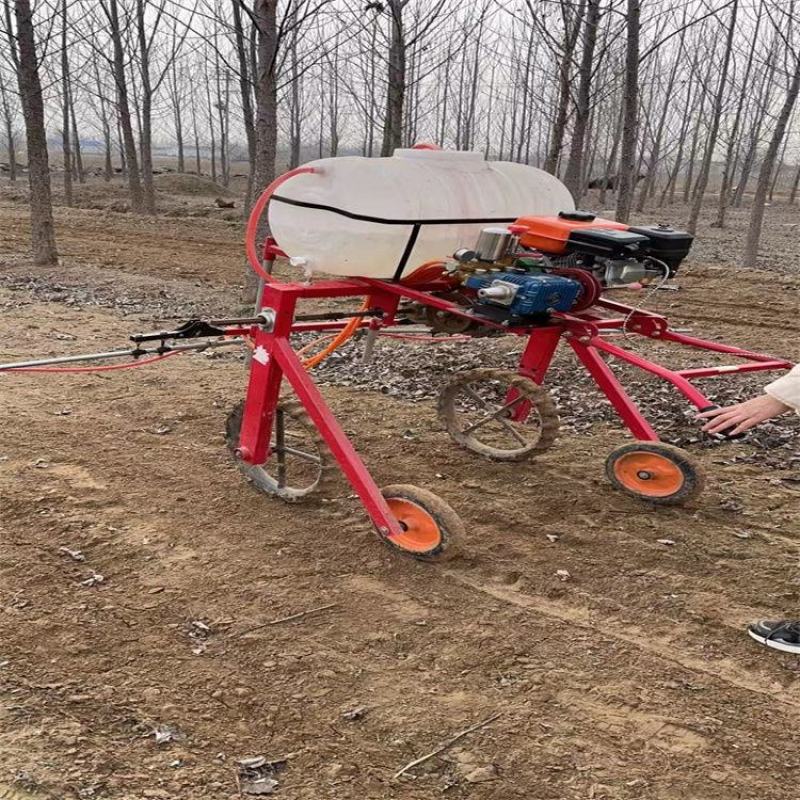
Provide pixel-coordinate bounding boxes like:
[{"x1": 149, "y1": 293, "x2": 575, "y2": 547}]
[
  {"x1": 605, "y1": 441, "x2": 705, "y2": 506},
  {"x1": 378, "y1": 484, "x2": 464, "y2": 561},
  {"x1": 226, "y1": 399, "x2": 336, "y2": 502},
  {"x1": 438, "y1": 368, "x2": 559, "y2": 461}
]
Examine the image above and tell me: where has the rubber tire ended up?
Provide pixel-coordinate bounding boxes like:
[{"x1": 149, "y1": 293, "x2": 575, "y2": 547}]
[
  {"x1": 438, "y1": 368, "x2": 559, "y2": 461},
  {"x1": 605, "y1": 441, "x2": 706, "y2": 506},
  {"x1": 226, "y1": 399, "x2": 336, "y2": 502},
  {"x1": 379, "y1": 484, "x2": 464, "y2": 562}
]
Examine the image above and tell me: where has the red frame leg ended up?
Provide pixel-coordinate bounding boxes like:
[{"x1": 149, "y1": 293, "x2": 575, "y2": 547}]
[
  {"x1": 237, "y1": 281, "x2": 405, "y2": 540},
  {"x1": 507, "y1": 326, "x2": 563, "y2": 422},
  {"x1": 231, "y1": 272, "x2": 792, "y2": 544},
  {"x1": 569, "y1": 338, "x2": 660, "y2": 441},
  {"x1": 273, "y1": 337, "x2": 404, "y2": 538},
  {"x1": 518, "y1": 326, "x2": 563, "y2": 383},
  {"x1": 237, "y1": 290, "x2": 297, "y2": 464}
]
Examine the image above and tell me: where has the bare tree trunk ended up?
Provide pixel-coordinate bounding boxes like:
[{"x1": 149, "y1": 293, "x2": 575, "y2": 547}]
[
  {"x1": 328, "y1": 35, "x2": 340, "y2": 156},
  {"x1": 636, "y1": 21, "x2": 686, "y2": 213},
  {"x1": 232, "y1": 0, "x2": 256, "y2": 210},
  {"x1": 714, "y1": 0, "x2": 761, "y2": 226},
  {"x1": 70, "y1": 94, "x2": 84, "y2": 184},
  {"x1": 167, "y1": 59, "x2": 186, "y2": 173},
  {"x1": 563, "y1": 0, "x2": 601, "y2": 200},
  {"x1": 732, "y1": 51, "x2": 776, "y2": 208},
  {"x1": 682, "y1": 108, "x2": 704, "y2": 203},
  {"x1": 288, "y1": 13, "x2": 301, "y2": 168},
  {"x1": 0, "y1": 77, "x2": 17, "y2": 182},
  {"x1": 248, "y1": 0, "x2": 280, "y2": 300},
  {"x1": 789, "y1": 163, "x2": 800, "y2": 205},
  {"x1": 253, "y1": 0, "x2": 278, "y2": 192},
  {"x1": 117, "y1": 119, "x2": 127, "y2": 177},
  {"x1": 768, "y1": 121, "x2": 791, "y2": 203},
  {"x1": 464, "y1": 11, "x2": 485, "y2": 150},
  {"x1": 743, "y1": 54, "x2": 800, "y2": 266},
  {"x1": 104, "y1": 0, "x2": 143, "y2": 211},
  {"x1": 213, "y1": 31, "x2": 230, "y2": 187},
  {"x1": 438, "y1": 54, "x2": 451, "y2": 147},
  {"x1": 454, "y1": 46, "x2": 466, "y2": 150},
  {"x1": 483, "y1": 62, "x2": 496, "y2": 157},
  {"x1": 190, "y1": 86, "x2": 201, "y2": 175},
  {"x1": 381, "y1": 0, "x2": 406, "y2": 156},
  {"x1": 175, "y1": 110, "x2": 185, "y2": 173},
  {"x1": 11, "y1": 0, "x2": 58, "y2": 264},
  {"x1": 91, "y1": 52, "x2": 113, "y2": 181},
  {"x1": 615, "y1": 0, "x2": 640, "y2": 222},
  {"x1": 103, "y1": 125, "x2": 113, "y2": 181},
  {"x1": 599, "y1": 102, "x2": 623, "y2": 206},
  {"x1": 515, "y1": 37, "x2": 534, "y2": 163},
  {"x1": 206, "y1": 68, "x2": 217, "y2": 183},
  {"x1": 60, "y1": 0, "x2": 73, "y2": 206},
  {"x1": 542, "y1": 1, "x2": 583, "y2": 176},
  {"x1": 521, "y1": 38, "x2": 536, "y2": 163},
  {"x1": 498, "y1": 101, "x2": 507, "y2": 160},
  {"x1": 405, "y1": 32, "x2": 419, "y2": 145},
  {"x1": 687, "y1": 0, "x2": 738, "y2": 235},
  {"x1": 220, "y1": 71, "x2": 231, "y2": 186},
  {"x1": 365, "y1": 22, "x2": 378, "y2": 155},
  {"x1": 135, "y1": 0, "x2": 156, "y2": 213},
  {"x1": 659, "y1": 69, "x2": 697, "y2": 206},
  {"x1": 581, "y1": 102, "x2": 599, "y2": 198}
]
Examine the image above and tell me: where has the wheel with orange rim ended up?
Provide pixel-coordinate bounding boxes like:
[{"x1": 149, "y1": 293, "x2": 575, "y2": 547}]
[
  {"x1": 379, "y1": 484, "x2": 464, "y2": 561},
  {"x1": 605, "y1": 442, "x2": 705, "y2": 506}
]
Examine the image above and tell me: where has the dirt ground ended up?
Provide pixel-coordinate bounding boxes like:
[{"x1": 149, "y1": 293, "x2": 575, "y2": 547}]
[{"x1": 1, "y1": 181, "x2": 800, "y2": 800}]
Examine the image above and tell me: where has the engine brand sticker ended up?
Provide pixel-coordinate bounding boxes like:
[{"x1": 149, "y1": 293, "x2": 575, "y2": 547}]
[{"x1": 253, "y1": 346, "x2": 270, "y2": 366}]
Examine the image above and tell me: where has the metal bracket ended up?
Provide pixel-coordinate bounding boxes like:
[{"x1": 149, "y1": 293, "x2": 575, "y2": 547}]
[{"x1": 131, "y1": 319, "x2": 227, "y2": 343}]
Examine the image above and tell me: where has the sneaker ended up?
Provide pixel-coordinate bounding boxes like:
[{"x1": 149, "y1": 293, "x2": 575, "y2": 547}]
[{"x1": 747, "y1": 619, "x2": 800, "y2": 654}]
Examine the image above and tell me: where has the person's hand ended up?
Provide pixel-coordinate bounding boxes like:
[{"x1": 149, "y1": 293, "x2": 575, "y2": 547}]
[{"x1": 697, "y1": 394, "x2": 792, "y2": 436}]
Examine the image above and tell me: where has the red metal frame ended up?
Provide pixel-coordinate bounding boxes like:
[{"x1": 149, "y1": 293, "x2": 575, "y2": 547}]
[{"x1": 231, "y1": 239, "x2": 792, "y2": 539}]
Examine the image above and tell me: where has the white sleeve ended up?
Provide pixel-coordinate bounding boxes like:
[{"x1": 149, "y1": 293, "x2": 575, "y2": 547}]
[{"x1": 765, "y1": 363, "x2": 800, "y2": 414}]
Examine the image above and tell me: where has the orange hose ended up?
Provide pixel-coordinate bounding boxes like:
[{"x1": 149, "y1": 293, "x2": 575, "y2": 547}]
[
  {"x1": 302, "y1": 299, "x2": 369, "y2": 369},
  {"x1": 243, "y1": 166, "x2": 391, "y2": 369},
  {"x1": 296, "y1": 333, "x2": 336, "y2": 357},
  {"x1": 244, "y1": 166, "x2": 316, "y2": 282},
  {"x1": 401, "y1": 260, "x2": 447, "y2": 286}
]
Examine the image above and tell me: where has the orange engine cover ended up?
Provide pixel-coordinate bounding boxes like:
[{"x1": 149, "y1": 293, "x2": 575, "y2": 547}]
[{"x1": 512, "y1": 213, "x2": 629, "y2": 255}]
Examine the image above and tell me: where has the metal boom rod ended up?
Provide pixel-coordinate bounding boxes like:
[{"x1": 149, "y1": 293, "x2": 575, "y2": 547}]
[{"x1": 0, "y1": 339, "x2": 244, "y2": 372}]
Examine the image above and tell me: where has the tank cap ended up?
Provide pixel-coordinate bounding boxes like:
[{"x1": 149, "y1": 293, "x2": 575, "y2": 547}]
[{"x1": 559, "y1": 210, "x2": 596, "y2": 222}]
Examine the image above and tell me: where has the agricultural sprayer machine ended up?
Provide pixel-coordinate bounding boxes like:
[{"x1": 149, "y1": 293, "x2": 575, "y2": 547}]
[{"x1": 1, "y1": 147, "x2": 792, "y2": 561}]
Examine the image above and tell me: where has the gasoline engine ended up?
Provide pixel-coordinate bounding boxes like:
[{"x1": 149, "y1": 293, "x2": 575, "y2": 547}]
[{"x1": 414, "y1": 211, "x2": 693, "y2": 330}]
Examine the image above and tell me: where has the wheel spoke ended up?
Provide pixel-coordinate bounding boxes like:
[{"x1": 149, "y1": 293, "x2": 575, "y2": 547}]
[
  {"x1": 463, "y1": 385, "x2": 495, "y2": 411},
  {"x1": 275, "y1": 409, "x2": 286, "y2": 488},
  {"x1": 273, "y1": 444, "x2": 321, "y2": 463},
  {"x1": 495, "y1": 414, "x2": 530, "y2": 446},
  {"x1": 228, "y1": 399, "x2": 333, "y2": 500},
  {"x1": 461, "y1": 395, "x2": 526, "y2": 436}
]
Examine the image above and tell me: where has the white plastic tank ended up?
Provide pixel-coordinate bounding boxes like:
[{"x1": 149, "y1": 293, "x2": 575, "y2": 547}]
[{"x1": 267, "y1": 149, "x2": 575, "y2": 279}]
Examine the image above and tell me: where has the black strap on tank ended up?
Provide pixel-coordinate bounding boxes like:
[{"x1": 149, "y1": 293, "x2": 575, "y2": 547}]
[{"x1": 270, "y1": 194, "x2": 516, "y2": 280}]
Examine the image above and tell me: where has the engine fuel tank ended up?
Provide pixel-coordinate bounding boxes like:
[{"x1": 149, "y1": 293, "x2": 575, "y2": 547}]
[{"x1": 511, "y1": 211, "x2": 628, "y2": 255}]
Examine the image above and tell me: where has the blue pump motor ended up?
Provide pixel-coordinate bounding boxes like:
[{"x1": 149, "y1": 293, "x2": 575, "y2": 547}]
[{"x1": 465, "y1": 271, "x2": 582, "y2": 317}]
